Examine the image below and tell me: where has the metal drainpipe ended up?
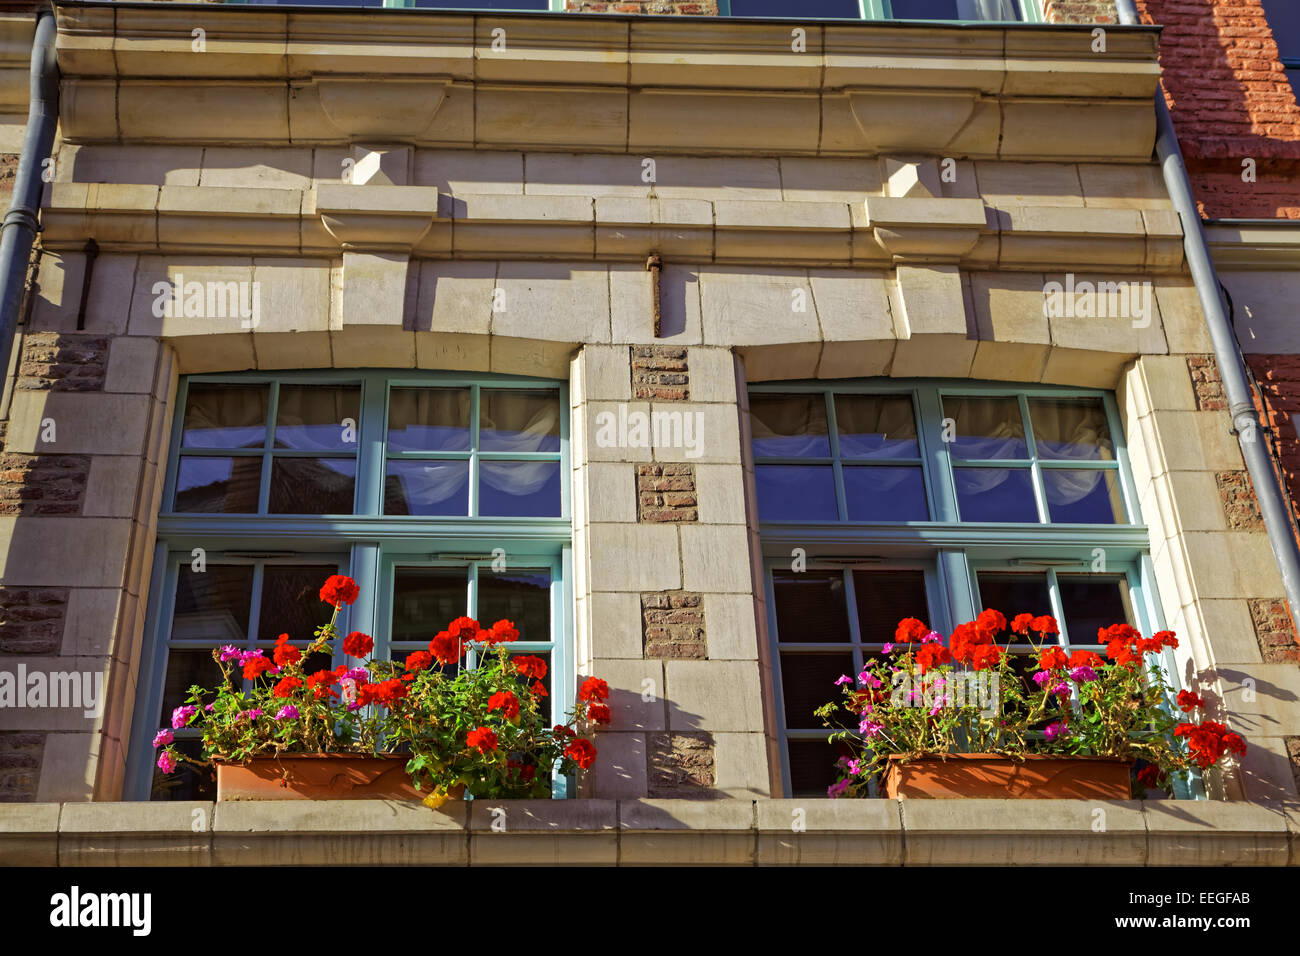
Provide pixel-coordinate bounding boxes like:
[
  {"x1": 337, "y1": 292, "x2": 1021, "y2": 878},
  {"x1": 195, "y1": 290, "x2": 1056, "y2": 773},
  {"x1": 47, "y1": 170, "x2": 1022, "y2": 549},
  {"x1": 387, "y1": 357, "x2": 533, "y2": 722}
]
[
  {"x1": 0, "y1": 9, "x2": 59, "y2": 387},
  {"x1": 1112, "y1": 0, "x2": 1300, "y2": 616}
]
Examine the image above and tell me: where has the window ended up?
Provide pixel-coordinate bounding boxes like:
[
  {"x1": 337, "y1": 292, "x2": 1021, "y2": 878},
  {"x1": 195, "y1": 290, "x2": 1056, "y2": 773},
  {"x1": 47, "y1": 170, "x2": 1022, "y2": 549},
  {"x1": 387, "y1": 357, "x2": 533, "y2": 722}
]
[
  {"x1": 127, "y1": 371, "x2": 571, "y2": 800},
  {"x1": 727, "y1": 0, "x2": 1028, "y2": 19},
  {"x1": 1261, "y1": 0, "x2": 1300, "y2": 101},
  {"x1": 753, "y1": 381, "x2": 1179, "y2": 797}
]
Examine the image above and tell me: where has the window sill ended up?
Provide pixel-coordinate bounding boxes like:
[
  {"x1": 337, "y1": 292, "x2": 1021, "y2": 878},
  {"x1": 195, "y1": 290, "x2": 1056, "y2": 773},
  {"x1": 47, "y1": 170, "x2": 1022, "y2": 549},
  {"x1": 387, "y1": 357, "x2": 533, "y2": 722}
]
[{"x1": 2, "y1": 798, "x2": 1295, "y2": 866}]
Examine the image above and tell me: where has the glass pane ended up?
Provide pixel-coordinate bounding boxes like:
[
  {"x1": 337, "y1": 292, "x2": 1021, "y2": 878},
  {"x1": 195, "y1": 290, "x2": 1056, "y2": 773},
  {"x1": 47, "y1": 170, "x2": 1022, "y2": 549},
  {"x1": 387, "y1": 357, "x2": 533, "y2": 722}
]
[
  {"x1": 479, "y1": 389, "x2": 561, "y2": 453},
  {"x1": 384, "y1": 460, "x2": 469, "y2": 516},
  {"x1": 269, "y1": 458, "x2": 356, "y2": 515},
  {"x1": 412, "y1": 0, "x2": 548, "y2": 7},
  {"x1": 892, "y1": 0, "x2": 1021, "y2": 19},
  {"x1": 1057, "y1": 574, "x2": 1133, "y2": 647},
  {"x1": 479, "y1": 461, "x2": 562, "y2": 517},
  {"x1": 1044, "y1": 469, "x2": 1125, "y2": 524},
  {"x1": 781, "y1": 652, "x2": 855, "y2": 728},
  {"x1": 173, "y1": 456, "x2": 261, "y2": 513},
  {"x1": 1029, "y1": 397, "x2": 1114, "y2": 461},
  {"x1": 787, "y1": 738, "x2": 856, "y2": 798},
  {"x1": 755, "y1": 465, "x2": 837, "y2": 521},
  {"x1": 730, "y1": 0, "x2": 862, "y2": 16},
  {"x1": 387, "y1": 387, "x2": 471, "y2": 453},
  {"x1": 172, "y1": 565, "x2": 253, "y2": 643},
  {"x1": 749, "y1": 394, "x2": 830, "y2": 458},
  {"x1": 151, "y1": 737, "x2": 215, "y2": 802},
  {"x1": 976, "y1": 572, "x2": 1052, "y2": 643},
  {"x1": 943, "y1": 396, "x2": 1027, "y2": 460},
  {"x1": 258, "y1": 565, "x2": 339, "y2": 643},
  {"x1": 160, "y1": 649, "x2": 229, "y2": 725},
  {"x1": 181, "y1": 384, "x2": 267, "y2": 449},
  {"x1": 772, "y1": 570, "x2": 850, "y2": 643},
  {"x1": 853, "y1": 570, "x2": 930, "y2": 645},
  {"x1": 477, "y1": 569, "x2": 551, "y2": 643},
  {"x1": 391, "y1": 568, "x2": 468, "y2": 644},
  {"x1": 834, "y1": 394, "x2": 919, "y2": 459},
  {"x1": 955, "y1": 467, "x2": 1038, "y2": 522},
  {"x1": 274, "y1": 385, "x2": 360, "y2": 451},
  {"x1": 843, "y1": 466, "x2": 927, "y2": 521}
]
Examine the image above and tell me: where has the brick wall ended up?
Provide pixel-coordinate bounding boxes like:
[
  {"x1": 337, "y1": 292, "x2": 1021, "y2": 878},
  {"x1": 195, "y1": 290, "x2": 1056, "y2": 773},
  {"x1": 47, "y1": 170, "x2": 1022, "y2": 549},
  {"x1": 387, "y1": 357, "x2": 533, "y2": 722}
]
[
  {"x1": 0, "y1": 732, "x2": 43, "y2": 802},
  {"x1": 1136, "y1": 0, "x2": 1300, "y2": 219}
]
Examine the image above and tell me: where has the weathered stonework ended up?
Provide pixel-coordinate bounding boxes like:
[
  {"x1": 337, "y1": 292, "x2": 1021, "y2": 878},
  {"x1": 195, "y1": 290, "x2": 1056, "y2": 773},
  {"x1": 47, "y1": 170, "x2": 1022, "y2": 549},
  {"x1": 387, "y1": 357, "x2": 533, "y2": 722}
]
[
  {"x1": 0, "y1": 732, "x2": 44, "y2": 803},
  {"x1": 631, "y1": 346, "x2": 689, "y2": 401},
  {"x1": 647, "y1": 731, "x2": 716, "y2": 796},
  {"x1": 1043, "y1": 0, "x2": 1117, "y2": 23},
  {"x1": 1249, "y1": 597, "x2": 1299, "y2": 664},
  {"x1": 642, "y1": 590, "x2": 706, "y2": 659},
  {"x1": 636, "y1": 463, "x2": 697, "y2": 523},
  {"x1": 16, "y1": 333, "x2": 109, "y2": 391},
  {"x1": 1217, "y1": 470, "x2": 1263, "y2": 530},
  {"x1": 1189, "y1": 354, "x2": 1227, "y2": 411},
  {"x1": 0, "y1": 587, "x2": 69, "y2": 656},
  {"x1": 566, "y1": 0, "x2": 719, "y2": 13},
  {"x1": 0, "y1": 454, "x2": 90, "y2": 517}
]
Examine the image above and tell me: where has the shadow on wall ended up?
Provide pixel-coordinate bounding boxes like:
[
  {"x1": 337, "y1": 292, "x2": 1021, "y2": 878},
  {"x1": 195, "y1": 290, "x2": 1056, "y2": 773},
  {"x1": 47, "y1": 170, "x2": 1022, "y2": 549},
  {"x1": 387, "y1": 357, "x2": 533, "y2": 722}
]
[{"x1": 1138, "y1": 0, "x2": 1300, "y2": 218}]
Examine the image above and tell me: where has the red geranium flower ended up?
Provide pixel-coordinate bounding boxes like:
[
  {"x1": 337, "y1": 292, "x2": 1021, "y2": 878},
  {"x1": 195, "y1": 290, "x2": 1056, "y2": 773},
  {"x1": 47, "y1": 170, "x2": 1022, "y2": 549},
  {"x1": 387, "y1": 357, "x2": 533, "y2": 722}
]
[
  {"x1": 895, "y1": 617, "x2": 929, "y2": 644},
  {"x1": 531, "y1": 681, "x2": 548, "y2": 698},
  {"x1": 1010, "y1": 613, "x2": 1035, "y2": 635},
  {"x1": 970, "y1": 644, "x2": 1003, "y2": 671},
  {"x1": 483, "y1": 619, "x2": 520, "y2": 645},
  {"x1": 1030, "y1": 615, "x2": 1059, "y2": 636},
  {"x1": 587, "y1": 703, "x2": 612, "y2": 725},
  {"x1": 578, "y1": 677, "x2": 610, "y2": 702},
  {"x1": 513, "y1": 655, "x2": 548, "y2": 680},
  {"x1": 1177, "y1": 689, "x2": 1204, "y2": 713},
  {"x1": 405, "y1": 650, "x2": 433, "y2": 673},
  {"x1": 554, "y1": 724, "x2": 577, "y2": 740},
  {"x1": 243, "y1": 654, "x2": 273, "y2": 681},
  {"x1": 272, "y1": 676, "x2": 302, "y2": 698},
  {"x1": 272, "y1": 634, "x2": 301, "y2": 667},
  {"x1": 342, "y1": 631, "x2": 373, "y2": 658},
  {"x1": 467, "y1": 726, "x2": 498, "y2": 753},
  {"x1": 1175, "y1": 720, "x2": 1248, "y2": 769},
  {"x1": 1136, "y1": 764, "x2": 1163, "y2": 789},
  {"x1": 974, "y1": 608, "x2": 1006, "y2": 640},
  {"x1": 488, "y1": 690, "x2": 520, "y2": 720},
  {"x1": 915, "y1": 642, "x2": 952, "y2": 674},
  {"x1": 320, "y1": 575, "x2": 360, "y2": 607},
  {"x1": 564, "y1": 738, "x2": 597, "y2": 770},
  {"x1": 447, "y1": 616, "x2": 481, "y2": 640},
  {"x1": 1038, "y1": 646, "x2": 1068, "y2": 670},
  {"x1": 1068, "y1": 649, "x2": 1104, "y2": 669},
  {"x1": 428, "y1": 631, "x2": 465, "y2": 666}
]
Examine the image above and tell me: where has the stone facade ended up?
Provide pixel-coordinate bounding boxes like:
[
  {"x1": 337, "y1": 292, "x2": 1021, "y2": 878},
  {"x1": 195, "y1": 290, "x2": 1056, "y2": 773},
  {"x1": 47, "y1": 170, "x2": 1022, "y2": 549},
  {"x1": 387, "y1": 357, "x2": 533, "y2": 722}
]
[{"x1": 0, "y1": 3, "x2": 1295, "y2": 856}]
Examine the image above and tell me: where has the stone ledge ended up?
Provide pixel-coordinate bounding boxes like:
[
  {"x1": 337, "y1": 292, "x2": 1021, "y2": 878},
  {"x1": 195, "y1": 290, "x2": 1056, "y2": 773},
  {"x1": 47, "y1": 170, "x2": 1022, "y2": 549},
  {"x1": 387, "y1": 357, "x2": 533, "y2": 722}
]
[{"x1": 1, "y1": 798, "x2": 1293, "y2": 866}]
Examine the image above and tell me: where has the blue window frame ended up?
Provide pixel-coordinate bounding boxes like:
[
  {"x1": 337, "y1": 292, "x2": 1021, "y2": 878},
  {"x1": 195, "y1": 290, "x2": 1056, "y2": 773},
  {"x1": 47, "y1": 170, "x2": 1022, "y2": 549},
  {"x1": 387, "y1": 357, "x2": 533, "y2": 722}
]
[
  {"x1": 234, "y1": 0, "x2": 1038, "y2": 19},
  {"x1": 126, "y1": 369, "x2": 572, "y2": 801},
  {"x1": 1261, "y1": 0, "x2": 1300, "y2": 101},
  {"x1": 752, "y1": 380, "x2": 1191, "y2": 798}
]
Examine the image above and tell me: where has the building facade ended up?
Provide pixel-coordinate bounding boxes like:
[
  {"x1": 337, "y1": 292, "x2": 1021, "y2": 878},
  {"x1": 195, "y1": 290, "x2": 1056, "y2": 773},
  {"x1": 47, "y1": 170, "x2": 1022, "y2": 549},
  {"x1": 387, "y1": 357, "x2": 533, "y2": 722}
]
[{"x1": 0, "y1": 0, "x2": 1297, "y2": 864}]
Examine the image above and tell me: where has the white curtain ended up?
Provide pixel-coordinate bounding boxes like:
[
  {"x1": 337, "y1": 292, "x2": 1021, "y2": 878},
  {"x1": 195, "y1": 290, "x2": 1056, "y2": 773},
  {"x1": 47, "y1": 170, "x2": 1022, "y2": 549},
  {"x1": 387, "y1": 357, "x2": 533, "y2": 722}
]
[{"x1": 958, "y1": 0, "x2": 1020, "y2": 20}]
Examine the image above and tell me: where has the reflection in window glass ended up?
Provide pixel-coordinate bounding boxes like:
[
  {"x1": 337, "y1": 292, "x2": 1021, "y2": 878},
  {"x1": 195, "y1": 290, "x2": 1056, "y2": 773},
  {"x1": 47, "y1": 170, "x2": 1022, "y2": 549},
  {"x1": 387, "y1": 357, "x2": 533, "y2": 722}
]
[
  {"x1": 891, "y1": 0, "x2": 1021, "y2": 18},
  {"x1": 391, "y1": 568, "x2": 468, "y2": 644},
  {"x1": 1057, "y1": 574, "x2": 1133, "y2": 646},
  {"x1": 480, "y1": 389, "x2": 561, "y2": 453},
  {"x1": 259, "y1": 566, "x2": 338, "y2": 642},
  {"x1": 976, "y1": 572, "x2": 1051, "y2": 642},
  {"x1": 1029, "y1": 397, "x2": 1114, "y2": 461},
  {"x1": 781, "y1": 652, "x2": 855, "y2": 728},
  {"x1": 729, "y1": 0, "x2": 861, "y2": 17},
  {"x1": 173, "y1": 565, "x2": 253, "y2": 643},
  {"x1": 384, "y1": 460, "x2": 470, "y2": 516},
  {"x1": 943, "y1": 396, "x2": 1027, "y2": 459},
  {"x1": 843, "y1": 466, "x2": 927, "y2": 521},
  {"x1": 479, "y1": 461, "x2": 562, "y2": 517},
  {"x1": 852, "y1": 570, "x2": 929, "y2": 644},
  {"x1": 750, "y1": 394, "x2": 830, "y2": 458},
  {"x1": 477, "y1": 569, "x2": 551, "y2": 643},
  {"x1": 269, "y1": 458, "x2": 357, "y2": 515},
  {"x1": 755, "y1": 464, "x2": 838, "y2": 521},
  {"x1": 275, "y1": 386, "x2": 360, "y2": 451},
  {"x1": 387, "y1": 388, "x2": 471, "y2": 453},
  {"x1": 954, "y1": 467, "x2": 1038, "y2": 522},
  {"x1": 834, "y1": 394, "x2": 919, "y2": 459},
  {"x1": 1043, "y1": 469, "x2": 1125, "y2": 524},
  {"x1": 174, "y1": 457, "x2": 262, "y2": 513},
  {"x1": 772, "y1": 570, "x2": 850, "y2": 643},
  {"x1": 181, "y1": 384, "x2": 267, "y2": 449}
]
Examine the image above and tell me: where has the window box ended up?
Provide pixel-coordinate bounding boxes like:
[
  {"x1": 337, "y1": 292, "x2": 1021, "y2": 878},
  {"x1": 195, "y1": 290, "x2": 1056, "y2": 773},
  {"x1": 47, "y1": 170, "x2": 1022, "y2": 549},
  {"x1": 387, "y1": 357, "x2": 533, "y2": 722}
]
[
  {"x1": 215, "y1": 754, "x2": 434, "y2": 803},
  {"x1": 883, "y1": 753, "x2": 1133, "y2": 800}
]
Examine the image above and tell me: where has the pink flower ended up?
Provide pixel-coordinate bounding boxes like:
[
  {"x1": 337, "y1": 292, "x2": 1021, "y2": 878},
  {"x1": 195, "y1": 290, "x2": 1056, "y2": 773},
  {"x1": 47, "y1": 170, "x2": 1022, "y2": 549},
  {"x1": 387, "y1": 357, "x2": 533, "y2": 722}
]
[
  {"x1": 274, "y1": 705, "x2": 299, "y2": 721},
  {"x1": 858, "y1": 672, "x2": 883, "y2": 689},
  {"x1": 827, "y1": 779, "x2": 851, "y2": 798},
  {"x1": 156, "y1": 750, "x2": 178, "y2": 773},
  {"x1": 922, "y1": 630, "x2": 942, "y2": 644},
  {"x1": 219, "y1": 645, "x2": 240, "y2": 662},
  {"x1": 1069, "y1": 665, "x2": 1098, "y2": 683},
  {"x1": 1044, "y1": 721, "x2": 1067, "y2": 741},
  {"x1": 152, "y1": 729, "x2": 173, "y2": 749},
  {"x1": 171, "y1": 705, "x2": 197, "y2": 729},
  {"x1": 882, "y1": 643, "x2": 894, "y2": 653},
  {"x1": 859, "y1": 717, "x2": 885, "y2": 738},
  {"x1": 834, "y1": 674, "x2": 852, "y2": 686}
]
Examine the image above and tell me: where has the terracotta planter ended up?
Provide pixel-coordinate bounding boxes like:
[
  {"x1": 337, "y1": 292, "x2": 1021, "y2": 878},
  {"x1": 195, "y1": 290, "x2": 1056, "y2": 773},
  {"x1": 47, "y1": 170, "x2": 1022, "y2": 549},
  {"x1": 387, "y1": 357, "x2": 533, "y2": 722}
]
[
  {"x1": 216, "y1": 754, "x2": 448, "y2": 803},
  {"x1": 882, "y1": 753, "x2": 1133, "y2": 799}
]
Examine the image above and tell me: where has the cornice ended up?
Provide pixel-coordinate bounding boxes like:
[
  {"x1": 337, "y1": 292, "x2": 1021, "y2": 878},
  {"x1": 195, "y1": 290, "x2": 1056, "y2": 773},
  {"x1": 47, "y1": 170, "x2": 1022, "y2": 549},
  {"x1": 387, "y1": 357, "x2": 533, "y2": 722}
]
[
  {"x1": 1205, "y1": 222, "x2": 1300, "y2": 271},
  {"x1": 51, "y1": 3, "x2": 1163, "y2": 160},
  {"x1": 39, "y1": 181, "x2": 1185, "y2": 273}
]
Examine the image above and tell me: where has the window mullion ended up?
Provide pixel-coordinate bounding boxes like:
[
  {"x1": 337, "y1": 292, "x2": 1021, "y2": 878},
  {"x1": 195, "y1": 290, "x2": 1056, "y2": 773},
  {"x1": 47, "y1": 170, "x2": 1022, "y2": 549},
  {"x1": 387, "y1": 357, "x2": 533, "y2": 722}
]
[
  {"x1": 916, "y1": 387, "x2": 957, "y2": 522},
  {"x1": 825, "y1": 391, "x2": 848, "y2": 521},
  {"x1": 355, "y1": 371, "x2": 388, "y2": 517},
  {"x1": 840, "y1": 568, "x2": 866, "y2": 676},
  {"x1": 259, "y1": 382, "x2": 279, "y2": 515}
]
